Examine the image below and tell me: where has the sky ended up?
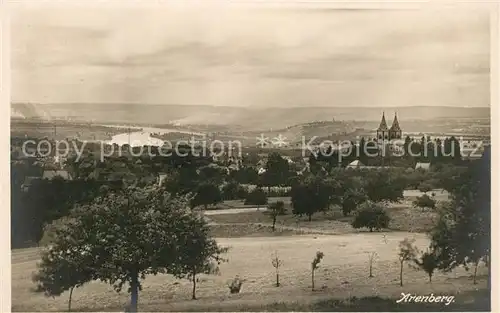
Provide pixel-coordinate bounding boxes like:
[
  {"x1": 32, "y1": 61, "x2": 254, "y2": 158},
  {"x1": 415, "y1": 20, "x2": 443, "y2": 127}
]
[{"x1": 11, "y1": 6, "x2": 491, "y2": 108}]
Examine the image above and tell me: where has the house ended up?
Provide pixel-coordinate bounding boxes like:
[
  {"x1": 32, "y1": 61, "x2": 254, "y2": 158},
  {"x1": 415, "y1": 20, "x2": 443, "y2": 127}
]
[
  {"x1": 42, "y1": 170, "x2": 73, "y2": 180},
  {"x1": 415, "y1": 162, "x2": 431, "y2": 171},
  {"x1": 346, "y1": 160, "x2": 364, "y2": 169}
]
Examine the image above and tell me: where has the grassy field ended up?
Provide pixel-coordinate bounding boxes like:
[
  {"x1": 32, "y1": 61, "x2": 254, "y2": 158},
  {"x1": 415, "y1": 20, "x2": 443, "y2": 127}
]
[
  {"x1": 208, "y1": 202, "x2": 439, "y2": 235},
  {"x1": 12, "y1": 232, "x2": 487, "y2": 312},
  {"x1": 12, "y1": 188, "x2": 483, "y2": 312}
]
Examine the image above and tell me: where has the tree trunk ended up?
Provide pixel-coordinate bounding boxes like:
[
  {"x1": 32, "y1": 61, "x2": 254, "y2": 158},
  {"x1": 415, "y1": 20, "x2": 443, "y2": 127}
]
[
  {"x1": 204, "y1": 204, "x2": 208, "y2": 211},
  {"x1": 473, "y1": 261, "x2": 479, "y2": 285},
  {"x1": 272, "y1": 217, "x2": 276, "y2": 231},
  {"x1": 311, "y1": 269, "x2": 315, "y2": 291},
  {"x1": 130, "y1": 273, "x2": 139, "y2": 312},
  {"x1": 308, "y1": 214, "x2": 312, "y2": 222},
  {"x1": 68, "y1": 287, "x2": 74, "y2": 312},
  {"x1": 192, "y1": 271, "x2": 197, "y2": 300},
  {"x1": 276, "y1": 271, "x2": 280, "y2": 287},
  {"x1": 399, "y1": 261, "x2": 403, "y2": 287},
  {"x1": 369, "y1": 227, "x2": 373, "y2": 232},
  {"x1": 369, "y1": 262, "x2": 373, "y2": 278},
  {"x1": 429, "y1": 274, "x2": 432, "y2": 284}
]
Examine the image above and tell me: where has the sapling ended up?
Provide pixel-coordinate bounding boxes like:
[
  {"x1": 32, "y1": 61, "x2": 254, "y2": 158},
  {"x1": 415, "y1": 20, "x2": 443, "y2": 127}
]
[
  {"x1": 311, "y1": 251, "x2": 325, "y2": 291},
  {"x1": 398, "y1": 238, "x2": 418, "y2": 287},
  {"x1": 271, "y1": 251, "x2": 284, "y2": 287},
  {"x1": 413, "y1": 248, "x2": 439, "y2": 283}
]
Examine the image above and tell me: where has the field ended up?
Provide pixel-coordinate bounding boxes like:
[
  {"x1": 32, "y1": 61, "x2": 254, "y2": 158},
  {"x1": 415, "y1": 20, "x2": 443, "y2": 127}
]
[
  {"x1": 11, "y1": 232, "x2": 488, "y2": 312},
  {"x1": 11, "y1": 189, "x2": 489, "y2": 312}
]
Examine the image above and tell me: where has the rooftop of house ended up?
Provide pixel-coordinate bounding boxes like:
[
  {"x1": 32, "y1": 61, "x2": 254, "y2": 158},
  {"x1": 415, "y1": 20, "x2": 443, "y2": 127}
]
[
  {"x1": 415, "y1": 162, "x2": 431, "y2": 170},
  {"x1": 42, "y1": 170, "x2": 73, "y2": 180}
]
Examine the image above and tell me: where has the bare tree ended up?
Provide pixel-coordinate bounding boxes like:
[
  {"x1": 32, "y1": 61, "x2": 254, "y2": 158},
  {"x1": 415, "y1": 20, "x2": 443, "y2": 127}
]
[{"x1": 271, "y1": 251, "x2": 284, "y2": 287}]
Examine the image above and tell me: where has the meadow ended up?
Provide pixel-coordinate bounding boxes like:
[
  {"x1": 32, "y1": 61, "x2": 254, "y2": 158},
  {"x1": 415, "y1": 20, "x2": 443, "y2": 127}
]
[
  {"x1": 11, "y1": 189, "x2": 489, "y2": 312},
  {"x1": 11, "y1": 232, "x2": 487, "y2": 312}
]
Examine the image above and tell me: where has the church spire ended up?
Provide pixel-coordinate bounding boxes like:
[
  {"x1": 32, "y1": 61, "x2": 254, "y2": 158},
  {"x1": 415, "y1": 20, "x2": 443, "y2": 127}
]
[
  {"x1": 377, "y1": 112, "x2": 389, "y2": 131},
  {"x1": 390, "y1": 112, "x2": 401, "y2": 131}
]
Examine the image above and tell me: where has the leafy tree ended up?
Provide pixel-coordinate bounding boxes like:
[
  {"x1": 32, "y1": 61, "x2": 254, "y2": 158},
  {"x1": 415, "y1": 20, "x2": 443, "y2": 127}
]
[
  {"x1": 32, "y1": 219, "x2": 95, "y2": 312},
  {"x1": 169, "y1": 216, "x2": 229, "y2": 300},
  {"x1": 262, "y1": 152, "x2": 291, "y2": 188},
  {"x1": 311, "y1": 251, "x2": 324, "y2": 291},
  {"x1": 37, "y1": 187, "x2": 221, "y2": 312},
  {"x1": 351, "y1": 201, "x2": 390, "y2": 232},
  {"x1": 337, "y1": 177, "x2": 368, "y2": 216},
  {"x1": 197, "y1": 165, "x2": 226, "y2": 185},
  {"x1": 231, "y1": 167, "x2": 259, "y2": 185},
  {"x1": 244, "y1": 188, "x2": 268, "y2": 209},
  {"x1": 413, "y1": 194, "x2": 436, "y2": 212},
  {"x1": 271, "y1": 251, "x2": 284, "y2": 287},
  {"x1": 429, "y1": 149, "x2": 490, "y2": 287},
  {"x1": 412, "y1": 248, "x2": 439, "y2": 283},
  {"x1": 403, "y1": 135, "x2": 412, "y2": 158},
  {"x1": 221, "y1": 182, "x2": 247, "y2": 200},
  {"x1": 191, "y1": 183, "x2": 222, "y2": 210},
  {"x1": 268, "y1": 201, "x2": 285, "y2": 231},
  {"x1": 291, "y1": 177, "x2": 330, "y2": 221},
  {"x1": 398, "y1": 238, "x2": 418, "y2": 286},
  {"x1": 364, "y1": 170, "x2": 404, "y2": 203}
]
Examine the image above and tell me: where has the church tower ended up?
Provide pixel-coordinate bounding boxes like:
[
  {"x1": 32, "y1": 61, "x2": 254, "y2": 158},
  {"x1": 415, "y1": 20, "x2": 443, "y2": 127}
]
[
  {"x1": 389, "y1": 112, "x2": 402, "y2": 140},
  {"x1": 376, "y1": 112, "x2": 389, "y2": 140}
]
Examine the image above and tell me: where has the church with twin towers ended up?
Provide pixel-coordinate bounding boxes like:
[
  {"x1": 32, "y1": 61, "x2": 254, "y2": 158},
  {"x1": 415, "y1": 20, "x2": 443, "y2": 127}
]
[{"x1": 376, "y1": 112, "x2": 402, "y2": 141}]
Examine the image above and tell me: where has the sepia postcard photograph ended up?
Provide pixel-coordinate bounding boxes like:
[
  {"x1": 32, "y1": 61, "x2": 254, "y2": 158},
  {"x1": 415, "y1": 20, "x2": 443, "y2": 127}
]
[{"x1": 3, "y1": 1, "x2": 497, "y2": 312}]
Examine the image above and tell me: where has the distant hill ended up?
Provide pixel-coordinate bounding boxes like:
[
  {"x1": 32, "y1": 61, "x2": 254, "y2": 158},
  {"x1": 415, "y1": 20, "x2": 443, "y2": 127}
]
[{"x1": 11, "y1": 103, "x2": 490, "y2": 131}]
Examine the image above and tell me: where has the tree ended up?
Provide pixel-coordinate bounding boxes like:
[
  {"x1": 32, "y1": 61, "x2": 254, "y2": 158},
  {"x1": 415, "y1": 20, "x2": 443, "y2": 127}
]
[
  {"x1": 268, "y1": 201, "x2": 285, "y2": 231},
  {"x1": 413, "y1": 248, "x2": 439, "y2": 283},
  {"x1": 244, "y1": 188, "x2": 268, "y2": 209},
  {"x1": 169, "y1": 216, "x2": 229, "y2": 300},
  {"x1": 337, "y1": 177, "x2": 368, "y2": 216},
  {"x1": 37, "y1": 187, "x2": 222, "y2": 312},
  {"x1": 262, "y1": 152, "x2": 291, "y2": 189},
  {"x1": 429, "y1": 148, "x2": 490, "y2": 287},
  {"x1": 291, "y1": 177, "x2": 330, "y2": 221},
  {"x1": 413, "y1": 194, "x2": 436, "y2": 212},
  {"x1": 197, "y1": 164, "x2": 226, "y2": 185},
  {"x1": 221, "y1": 182, "x2": 247, "y2": 200},
  {"x1": 271, "y1": 251, "x2": 284, "y2": 287},
  {"x1": 398, "y1": 238, "x2": 418, "y2": 286},
  {"x1": 32, "y1": 219, "x2": 95, "y2": 312},
  {"x1": 364, "y1": 170, "x2": 404, "y2": 203},
  {"x1": 351, "y1": 201, "x2": 390, "y2": 232},
  {"x1": 191, "y1": 183, "x2": 223, "y2": 210},
  {"x1": 311, "y1": 251, "x2": 324, "y2": 291}
]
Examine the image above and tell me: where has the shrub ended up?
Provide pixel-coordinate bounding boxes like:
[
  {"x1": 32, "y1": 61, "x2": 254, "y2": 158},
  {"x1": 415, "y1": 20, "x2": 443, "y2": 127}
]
[
  {"x1": 222, "y1": 182, "x2": 248, "y2": 200},
  {"x1": 413, "y1": 194, "x2": 436, "y2": 211},
  {"x1": 228, "y1": 276, "x2": 244, "y2": 294},
  {"x1": 244, "y1": 188, "x2": 268, "y2": 208},
  {"x1": 351, "y1": 201, "x2": 390, "y2": 232}
]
